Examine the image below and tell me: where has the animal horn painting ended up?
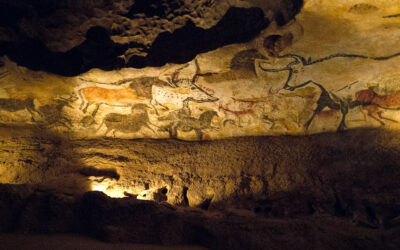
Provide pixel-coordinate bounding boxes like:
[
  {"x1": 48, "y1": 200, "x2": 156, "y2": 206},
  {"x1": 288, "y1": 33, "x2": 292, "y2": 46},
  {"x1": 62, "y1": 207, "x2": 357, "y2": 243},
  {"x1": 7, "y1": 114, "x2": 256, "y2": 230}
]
[{"x1": 1, "y1": 7, "x2": 400, "y2": 140}]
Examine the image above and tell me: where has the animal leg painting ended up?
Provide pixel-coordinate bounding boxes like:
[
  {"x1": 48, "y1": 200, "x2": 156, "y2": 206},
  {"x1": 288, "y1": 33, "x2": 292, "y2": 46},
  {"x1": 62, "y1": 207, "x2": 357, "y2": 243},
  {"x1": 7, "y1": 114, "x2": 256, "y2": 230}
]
[
  {"x1": 355, "y1": 88, "x2": 400, "y2": 126},
  {"x1": 77, "y1": 86, "x2": 146, "y2": 114},
  {"x1": 98, "y1": 104, "x2": 155, "y2": 137},
  {"x1": 0, "y1": 98, "x2": 41, "y2": 122}
]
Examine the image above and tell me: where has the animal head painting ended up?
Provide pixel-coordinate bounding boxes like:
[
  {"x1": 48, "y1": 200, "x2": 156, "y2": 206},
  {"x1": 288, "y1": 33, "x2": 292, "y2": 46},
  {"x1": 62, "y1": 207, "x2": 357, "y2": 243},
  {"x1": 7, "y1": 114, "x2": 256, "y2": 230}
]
[{"x1": 0, "y1": 0, "x2": 399, "y2": 139}]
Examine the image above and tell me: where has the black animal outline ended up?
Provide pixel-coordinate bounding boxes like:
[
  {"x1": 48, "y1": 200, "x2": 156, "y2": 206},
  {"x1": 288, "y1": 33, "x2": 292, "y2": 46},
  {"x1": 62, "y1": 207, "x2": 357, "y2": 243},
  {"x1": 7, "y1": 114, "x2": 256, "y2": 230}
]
[
  {"x1": 169, "y1": 110, "x2": 218, "y2": 140},
  {"x1": 0, "y1": 98, "x2": 40, "y2": 122},
  {"x1": 97, "y1": 103, "x2": 156, "y2": 137},
  {"x1": 158, "y1": 98, "x2": 219, "y2": 140},
  {"x1": 258, "y1": 52, "x2": 400, "y2": 91},
  {"x1": 38, "y1": 96, "x2": 75, "y2": 129},
  {"x1": 383, "y1": 13, "x2": 400, "y2": 18},
  {"x1": 258, "y1": 51, "x2": 400, "y2": 130},
  {"x1": 150, "y1": 58, "x2": 219, "y2": 115},
  {"x1": 78, "y1": 58, "x2": 218, "y2": 116}
]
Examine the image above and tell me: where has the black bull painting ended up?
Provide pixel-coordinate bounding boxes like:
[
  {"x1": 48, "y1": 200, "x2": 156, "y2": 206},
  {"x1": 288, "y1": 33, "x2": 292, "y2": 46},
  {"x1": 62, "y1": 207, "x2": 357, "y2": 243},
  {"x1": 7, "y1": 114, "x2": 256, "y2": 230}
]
[{"x1": 256, "y1": 51, "x2": 400, "y2": 131}]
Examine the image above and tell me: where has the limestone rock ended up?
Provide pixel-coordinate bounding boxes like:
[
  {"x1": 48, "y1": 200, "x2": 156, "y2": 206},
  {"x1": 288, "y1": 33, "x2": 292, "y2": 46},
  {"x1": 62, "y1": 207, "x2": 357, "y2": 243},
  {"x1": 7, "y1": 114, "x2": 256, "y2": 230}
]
[
  {"x1": 0, "y1": 0, "x2": 303, "y2": 74},
  {"x1": 1, "y1": 180, "x2": 400, "y2": 249}
]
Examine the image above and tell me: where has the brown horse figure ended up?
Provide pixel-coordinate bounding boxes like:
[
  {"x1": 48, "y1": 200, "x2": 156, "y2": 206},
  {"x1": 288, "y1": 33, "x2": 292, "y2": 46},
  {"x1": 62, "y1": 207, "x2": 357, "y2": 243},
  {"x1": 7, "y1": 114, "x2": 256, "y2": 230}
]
[{"x1": 355, "y1": 89, "x2": 400, "y2": 125}]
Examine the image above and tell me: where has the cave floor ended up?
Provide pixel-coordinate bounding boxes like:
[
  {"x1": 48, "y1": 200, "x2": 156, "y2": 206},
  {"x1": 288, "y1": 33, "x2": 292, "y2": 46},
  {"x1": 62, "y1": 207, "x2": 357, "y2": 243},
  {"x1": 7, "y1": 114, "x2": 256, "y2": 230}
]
[{"x1": 0, "y1": 233, "x2": 207, "y2": 250}]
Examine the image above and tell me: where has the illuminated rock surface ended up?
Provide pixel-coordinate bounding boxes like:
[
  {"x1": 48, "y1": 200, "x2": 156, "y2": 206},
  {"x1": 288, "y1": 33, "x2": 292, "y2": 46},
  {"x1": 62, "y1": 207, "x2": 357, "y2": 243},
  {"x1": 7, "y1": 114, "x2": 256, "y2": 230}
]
[
  {"x1": 1, "y1": 0, "x2": 400, "y2": 249},
  {"x1": 1, "y1": 129, "x2": 400, "y2": 249},
  {"x1": 1, "y1": 0, "x2": 400, "y2": 139}
]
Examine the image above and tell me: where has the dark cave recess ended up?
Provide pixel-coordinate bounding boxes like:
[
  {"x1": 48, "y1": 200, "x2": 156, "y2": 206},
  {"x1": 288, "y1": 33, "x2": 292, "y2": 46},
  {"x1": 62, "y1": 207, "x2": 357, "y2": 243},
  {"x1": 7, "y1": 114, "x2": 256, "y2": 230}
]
[{"x1": 0, "y1": 0, "x2": 303, "y2": 76}]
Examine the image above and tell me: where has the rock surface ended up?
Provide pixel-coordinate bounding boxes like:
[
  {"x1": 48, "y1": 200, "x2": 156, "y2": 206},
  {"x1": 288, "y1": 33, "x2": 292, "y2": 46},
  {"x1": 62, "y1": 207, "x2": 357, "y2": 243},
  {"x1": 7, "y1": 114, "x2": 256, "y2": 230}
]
[
  {"x1": 1, "y1": 126, "x2": 400, "y2": 225},
  {"x1": 0, "y1": 0, "x2": 302, "y2": 74},
  {"x1": 0, "y1": 233, "x2": 206, "y2": 250},
  {"x1": 1, "y1": 0, "x2": 400, "y2": 139},
  {"x1": 1, "y1": 165, "x2": 400, "y2": 250},
  {"x1": 0, "y1": 0, "x2": 400, "y2": 248}
]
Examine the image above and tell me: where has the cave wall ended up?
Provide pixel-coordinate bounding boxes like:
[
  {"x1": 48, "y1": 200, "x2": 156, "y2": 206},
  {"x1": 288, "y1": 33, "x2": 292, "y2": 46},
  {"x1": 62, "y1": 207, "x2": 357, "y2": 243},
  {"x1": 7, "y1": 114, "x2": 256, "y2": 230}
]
[
  {"x1": 0, "y1": 0, "x2": 400, "y2": 141},
  {"x1": 1, "y1": 2, "x2": 400, "y2": 248},
  {"x1": 0, "y1": 0, "x2": 400, "y2": 205},
  {"x1": 2, "y1": 125, "x2": 400, "y2": 228}
]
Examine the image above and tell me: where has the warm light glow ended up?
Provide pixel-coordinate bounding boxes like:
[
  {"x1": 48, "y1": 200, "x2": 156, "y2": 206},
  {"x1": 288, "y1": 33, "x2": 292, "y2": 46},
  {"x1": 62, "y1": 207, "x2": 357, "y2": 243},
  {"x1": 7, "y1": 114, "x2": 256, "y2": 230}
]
[
  {"x1": 90, "y1": 180, "x2": 162, "y2": 200},
  {"x1": 137, "y1": 189, "x2": 155, "y2": 200},
  {"x1": 90, "y1": 179, "x2": 165, "y2": 201},
  {"x1": 90, "y1": 182, "x2": 126, "y2": 198}
]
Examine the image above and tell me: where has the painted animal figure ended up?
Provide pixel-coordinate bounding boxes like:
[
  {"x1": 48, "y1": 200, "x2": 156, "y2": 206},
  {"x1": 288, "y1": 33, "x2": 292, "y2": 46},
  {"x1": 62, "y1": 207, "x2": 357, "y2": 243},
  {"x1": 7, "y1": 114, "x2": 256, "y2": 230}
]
[
  {"x1": 128, "y1": 77, "x2": 169, "y2": 98},
  {"x1": 151, "y1": 59, "x2": 218, "y2": 113},
  {"x1": 157, "y1": 98, "x2": 192, "y2": 122},
  {"x1": 157, "y1": 98, "x2": 192, "y2": 136},
  {"x1": 258, "y1": 52, "x2": 400, "y2": 92},
  {"x1": 355, "y1": 89, "x2": 400, "y2": 125},
  {"x1": 151, "y1": 85, "x2": 216, "y2": 111},
  {"x1": 0, "y1": 98, "x2": 40, "y2": 121},
  {"x1": 197, "y1": 49, "x2": 268, "y2": 84},
  {"x1": 218, "y1": 103, "x2": 254, "y2": 127},
  {"x1": 79, "y1": 59, "x2": 217, "y2": 116},
  {"x1": 38, "y1": 97, "x2": 74, "y2": 129},
  {"x1": 257, "y1": 51, "x2": 400, "y2": 130},
  {"x1": 77, "y1": 86, "x2": 147, "y2": 116},
  {"x1": 80, "y1": 76, "x2": 169, "y2": 99},
  {"x1": 161, "y1": 110, "x2": 218, "y2": 140},
  {"x1": 98, "y1": 104, "x2": 155, "y2": 137}
]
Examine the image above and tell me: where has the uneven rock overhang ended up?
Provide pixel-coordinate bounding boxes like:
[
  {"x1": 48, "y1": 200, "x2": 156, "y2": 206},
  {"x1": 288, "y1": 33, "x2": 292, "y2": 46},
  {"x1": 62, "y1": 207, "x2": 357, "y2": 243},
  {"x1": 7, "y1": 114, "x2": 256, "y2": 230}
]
[{"x1": 0, "y1": 0, "x2": 302, "y2": 73}]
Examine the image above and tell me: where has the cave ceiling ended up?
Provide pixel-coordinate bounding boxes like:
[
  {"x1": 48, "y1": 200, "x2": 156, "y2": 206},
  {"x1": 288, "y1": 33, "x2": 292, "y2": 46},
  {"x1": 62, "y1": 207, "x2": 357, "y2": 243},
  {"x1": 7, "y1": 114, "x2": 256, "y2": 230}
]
[{"x1": 0, "y1": 0, "x2": 400, "y2": 140}]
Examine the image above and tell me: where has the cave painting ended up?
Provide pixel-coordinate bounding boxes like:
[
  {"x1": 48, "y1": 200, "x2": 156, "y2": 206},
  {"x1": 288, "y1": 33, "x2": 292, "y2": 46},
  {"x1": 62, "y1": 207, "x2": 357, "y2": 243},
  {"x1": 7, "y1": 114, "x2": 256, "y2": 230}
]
[
  {"x1": 1, "y1": 6, "x2": 400, "y2": 140},
  {"x1": 355, "y1": 89, "x2": 400, "y2": 125},
  {"x1": 98, "y1": 103, "x2": 156, "y2": 137},
  {"x1": 257, "y1": 51, "x2": 400, "y2": 131},
  {"x1": 0, "y1": 45, "x2": 400, "y2": 140},
  {"x1": 0, "y1": 98, "x2": 40, "y2": 122},
  {"x1": 1, "y1": 47, "x2": 400, "y2": 139},
  {"x1": 97, "y1": 47, "x2": 400, "y2": 136},
  {"x1": 158, "y1": 99, "x2": 219, "y2": 140}
]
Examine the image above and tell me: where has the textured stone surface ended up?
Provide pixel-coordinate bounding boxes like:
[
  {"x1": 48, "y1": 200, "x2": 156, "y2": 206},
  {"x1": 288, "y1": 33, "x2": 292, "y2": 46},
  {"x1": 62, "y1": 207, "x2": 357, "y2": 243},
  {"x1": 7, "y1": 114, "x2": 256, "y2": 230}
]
[
  {"x1": 0, "y1": 0, "x2": 400, "y2": 248},
  {"x1": 1, "y1": 179, "x2": 400, "y2": 249},
  {"x1": 1, "y1": 0, "x2": 400, "y2": 139},
  {"x1": 0, "y1": 0, "x2": 302, "y2": 74},
  {"x1": 1, "y1": 125, "x2": 400, "y2": 211}
]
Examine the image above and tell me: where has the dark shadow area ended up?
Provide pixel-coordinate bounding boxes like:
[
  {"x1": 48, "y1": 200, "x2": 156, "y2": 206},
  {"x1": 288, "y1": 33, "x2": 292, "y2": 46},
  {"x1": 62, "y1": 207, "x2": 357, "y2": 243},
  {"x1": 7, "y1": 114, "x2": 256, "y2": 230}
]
[
  {"x1": 0, "y1": 0, "x2": 304, "y2": 75},
  {"x1": 1, "y1": 27, "x2": 129, "y2": 76},
  {"x1": 124, "y1": 0, "x2": 185, "y2": 19},
  {"x1": 0, "y1": 2, "x2": 30, "y2": 27},
  {"x1": 0, "y1": 6, "x2": 281, "y2": 75},
  {"x1": 141, "y1": 7, "x2": 270, "y2": 67},
  {"x1": 0, "y1": 123, "x2": 92, "y2": 194},
  {"x1": 0, "y1": 1, "x2": 65, "y2": 25}
]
